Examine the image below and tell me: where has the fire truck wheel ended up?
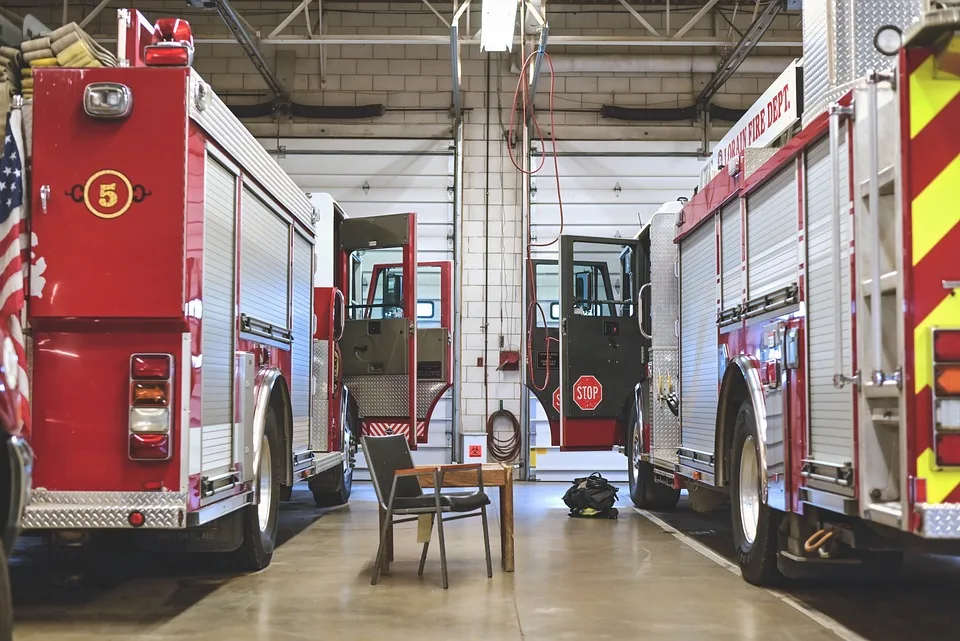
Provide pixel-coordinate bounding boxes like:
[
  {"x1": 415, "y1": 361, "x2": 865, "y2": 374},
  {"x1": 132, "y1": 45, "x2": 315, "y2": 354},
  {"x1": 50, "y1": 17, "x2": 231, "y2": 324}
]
[
  {"x1": 626, "y1": 400, "x2": 680, "y2": 511},
  {"x1": 730, "y1": 400, "x2": 781, "y2": 586},
  {"x1": 309, "y1": 411, "x2": 356, "y2": 507},
  {"x1": 0, "y1": 548, "x2": 11, "y2": 641},
  {"x1": 230, "y1": 407, "x2": 281, "y2": 572}
]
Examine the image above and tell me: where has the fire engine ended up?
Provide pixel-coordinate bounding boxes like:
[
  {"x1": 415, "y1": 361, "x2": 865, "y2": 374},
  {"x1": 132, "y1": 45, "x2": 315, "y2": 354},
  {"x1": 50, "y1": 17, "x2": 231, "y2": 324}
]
[
  {"x1": 16, "y1": 9, "x2": 450, "y2": 570},
  {"x1": 529, "y1": 2, "x2": 960, "y2": 584}
]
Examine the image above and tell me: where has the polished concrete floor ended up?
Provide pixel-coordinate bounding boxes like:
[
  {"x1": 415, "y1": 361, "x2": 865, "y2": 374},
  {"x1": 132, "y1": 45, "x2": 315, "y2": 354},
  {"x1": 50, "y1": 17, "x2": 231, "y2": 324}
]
[{"x1": 10, "y1": 482, "x2": 852, "y2": 641}]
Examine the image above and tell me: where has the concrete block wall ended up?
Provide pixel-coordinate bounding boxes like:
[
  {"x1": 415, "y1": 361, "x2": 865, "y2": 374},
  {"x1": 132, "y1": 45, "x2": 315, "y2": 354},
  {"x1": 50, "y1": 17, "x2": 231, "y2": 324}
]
[{"x1": 22, "y1": 1, "x2": 802, "y2": 457}]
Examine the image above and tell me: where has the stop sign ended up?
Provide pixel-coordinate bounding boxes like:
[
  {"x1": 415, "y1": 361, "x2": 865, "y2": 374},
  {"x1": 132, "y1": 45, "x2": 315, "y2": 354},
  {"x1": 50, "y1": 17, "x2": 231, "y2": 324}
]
[
  {"x1": 573, "y1": 375, "x2": 603, "y2": 411},
  {"x1": 552, "y1": 387, "x2": 560, "y2": 412}
]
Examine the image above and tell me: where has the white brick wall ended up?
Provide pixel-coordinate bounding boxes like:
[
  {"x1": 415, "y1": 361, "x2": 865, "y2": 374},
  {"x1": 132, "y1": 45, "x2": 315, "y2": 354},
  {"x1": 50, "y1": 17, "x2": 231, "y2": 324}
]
[{"x1": 23, "y1": 0, "x2": 800, "y2": 459}]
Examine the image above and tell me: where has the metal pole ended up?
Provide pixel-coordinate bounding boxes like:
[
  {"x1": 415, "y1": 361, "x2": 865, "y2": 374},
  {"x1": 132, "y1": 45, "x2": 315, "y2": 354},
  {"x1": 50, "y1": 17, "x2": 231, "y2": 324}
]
[
  {"x1": 867, "y1": 72, "x2": 884, "y2": 386},
  {"x1": 519, "y1": 2, "x2": 532, "y2": 481},
  {"x1": 452, "y1": 122, "x2": 464, "y2": 463},
  {"x1": 829, "y1": 102, "x2": 854, "y2": 388}
]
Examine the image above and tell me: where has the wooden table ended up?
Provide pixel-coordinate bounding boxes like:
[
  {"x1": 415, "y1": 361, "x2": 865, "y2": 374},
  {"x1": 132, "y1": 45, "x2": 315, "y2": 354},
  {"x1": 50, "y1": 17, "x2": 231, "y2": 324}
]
[{"x1": 380, "y1": 462, "x2": 515, "y2": 573}]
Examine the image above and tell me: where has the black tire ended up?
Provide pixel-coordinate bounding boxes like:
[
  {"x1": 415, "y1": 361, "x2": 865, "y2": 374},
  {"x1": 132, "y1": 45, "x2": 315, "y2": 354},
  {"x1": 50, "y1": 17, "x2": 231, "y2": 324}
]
[
  {"x1": 626, "y1": 397, "x2": 680, "y2": 511},
  {"x1": 0, "y1": 548, "x2": 11, "y2": 641},
  {"x1": 309, "y1": 409, "x2": 356, "y2": 508},
  {"x1": 730, "y1": 400, "x2": 781, "y2": 586},
  {"x1": 227, "y1": 406, "x2": 281, "y2": 572}
]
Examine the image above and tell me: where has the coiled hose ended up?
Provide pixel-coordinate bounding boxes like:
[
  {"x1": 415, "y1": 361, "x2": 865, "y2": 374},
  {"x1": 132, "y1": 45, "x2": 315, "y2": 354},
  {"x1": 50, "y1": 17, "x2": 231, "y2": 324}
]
[{"x1": 486, "y1": 406, "x2": 522, "y2": 463}]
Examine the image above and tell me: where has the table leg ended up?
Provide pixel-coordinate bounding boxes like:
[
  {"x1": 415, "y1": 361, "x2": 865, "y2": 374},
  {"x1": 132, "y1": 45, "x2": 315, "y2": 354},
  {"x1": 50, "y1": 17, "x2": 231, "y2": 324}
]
[{"x1": 501, "y1": 469, "x2": 515, "y2": 572}]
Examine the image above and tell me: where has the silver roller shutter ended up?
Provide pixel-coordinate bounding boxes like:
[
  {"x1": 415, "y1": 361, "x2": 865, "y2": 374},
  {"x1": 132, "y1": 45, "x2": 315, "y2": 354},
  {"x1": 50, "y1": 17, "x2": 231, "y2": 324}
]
[
  {"x1": 805, "y1": 134, "x2": 855, "y2": 464},
  {"x1": 720, "y1": 200, "x2": 742, "y2": 311},
  {"x1": 291, "y1": 231, "x2": 313, "y2": 453},
  {"x1": 680, "y1": 221, "x2": 719, "y2": 456},
  {"x1": 746, "y1": 167, "x2": 799, "y2": 300},
  {"x1": 201, "y1": 157, "x2": 237, "y2": 473},
  {"x1": 239, "y1": 188, "x2": 290, "y2": 329}
]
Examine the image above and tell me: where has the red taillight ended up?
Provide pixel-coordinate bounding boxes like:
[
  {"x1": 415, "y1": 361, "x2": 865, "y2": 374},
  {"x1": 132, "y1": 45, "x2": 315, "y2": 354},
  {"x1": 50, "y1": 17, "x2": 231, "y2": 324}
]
[
  {"x1": 144, "y1": 45, "x2": 191, "y2": 66},
  {"x1": 935, "y1": 330, "x2": 960, "y2": 362},
  {"x1": 128, "y1": 511, "x2": 146, "y2": 528},
  {"x1": 132, "y1": 355, "x2": 171, "y2": 380},
  {"x1": 129, "y1": 353, "x2": 173, "y2": 461},
  {"x1": 129, "y1": 433, "x2": 170, "y2": 461},
  {"x1": 145, "y1": 18, "x2": 194, "y2": 67}
]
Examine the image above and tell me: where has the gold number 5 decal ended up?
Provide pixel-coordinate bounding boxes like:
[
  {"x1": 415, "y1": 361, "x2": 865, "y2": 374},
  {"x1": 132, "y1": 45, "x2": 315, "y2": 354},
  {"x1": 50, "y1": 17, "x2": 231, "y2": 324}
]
[
  {"x1": 99, "y1": 183, "x2": 119, "y2": 208},
  {"x1": 83, "y1": 170, "x2": 133, "y2": 219}
]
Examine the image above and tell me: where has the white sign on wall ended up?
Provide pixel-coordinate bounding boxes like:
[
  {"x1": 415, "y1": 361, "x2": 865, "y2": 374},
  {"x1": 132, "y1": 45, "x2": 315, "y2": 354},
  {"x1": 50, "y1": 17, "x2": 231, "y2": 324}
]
[{"x1": 701, "y1": 59, "x2": 802, "y2": 186}]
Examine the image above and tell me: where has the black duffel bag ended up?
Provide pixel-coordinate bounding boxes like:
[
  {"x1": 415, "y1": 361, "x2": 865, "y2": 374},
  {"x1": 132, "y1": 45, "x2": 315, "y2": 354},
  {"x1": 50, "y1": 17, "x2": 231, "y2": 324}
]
[{"x1": 562, "y1": 472, "x2": 620, "y2": 519}]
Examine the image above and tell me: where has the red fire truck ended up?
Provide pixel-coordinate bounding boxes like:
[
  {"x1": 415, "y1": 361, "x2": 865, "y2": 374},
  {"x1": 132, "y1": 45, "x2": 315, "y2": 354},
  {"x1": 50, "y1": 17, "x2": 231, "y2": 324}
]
[
  {"x1": 16, "y1": 9, "x2": 449, "y2": 570},
  {"x1": 531, "y1": 6, "x2": 960, "y2": 584}
]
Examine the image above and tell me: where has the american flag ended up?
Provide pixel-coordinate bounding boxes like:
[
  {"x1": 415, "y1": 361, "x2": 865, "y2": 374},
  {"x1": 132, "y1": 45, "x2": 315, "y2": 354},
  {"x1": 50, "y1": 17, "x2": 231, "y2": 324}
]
[{"x1": 0, "y1": 108, "x2": 30, "y2": 435}]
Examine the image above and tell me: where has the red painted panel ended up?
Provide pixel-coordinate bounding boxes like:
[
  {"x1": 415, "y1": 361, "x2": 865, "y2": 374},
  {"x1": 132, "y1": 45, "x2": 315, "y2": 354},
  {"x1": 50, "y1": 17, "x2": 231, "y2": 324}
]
[
  {"x1": 30, "y1": 67, "x2": 188, "y2": 319},
  {"x1": 677, "y1": 169, "x2": 741, "y2": 241},
  {"x1": 30, "y1": 322, "x2": 183, "y2": 491},
  {"x1": 560, "y1": 418, "x2": 621, "y2": 449}
]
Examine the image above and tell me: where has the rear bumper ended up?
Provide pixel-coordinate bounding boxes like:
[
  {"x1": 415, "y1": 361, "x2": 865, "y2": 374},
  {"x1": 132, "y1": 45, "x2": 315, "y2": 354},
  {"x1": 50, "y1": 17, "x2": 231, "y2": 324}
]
[
  {"x1": 917, "y1": 503, "x2": 960, "y2": 538},
  {"x1": 3, "y1": 435, "x2": 34, "y2": 553},
  {"x1": 21, "y1": 490, "x2": 189, "y2": 530}
]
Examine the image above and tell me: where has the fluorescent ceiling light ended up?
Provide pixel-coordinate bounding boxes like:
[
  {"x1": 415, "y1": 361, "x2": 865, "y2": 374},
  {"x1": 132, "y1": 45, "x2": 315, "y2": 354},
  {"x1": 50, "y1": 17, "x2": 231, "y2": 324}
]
[{"x1": 481, "y1": 0, "x2": 519, "y2": 52}]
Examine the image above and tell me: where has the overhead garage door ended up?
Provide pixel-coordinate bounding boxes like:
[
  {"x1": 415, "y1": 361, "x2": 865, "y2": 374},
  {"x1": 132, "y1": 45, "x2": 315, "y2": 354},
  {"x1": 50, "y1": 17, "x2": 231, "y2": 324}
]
[
  {"x1": 262, "y1": 137, "x2": 455, "y2": 471},
  {"x1": 526, "y1": 140, "x2": 704, "y2": 481}
]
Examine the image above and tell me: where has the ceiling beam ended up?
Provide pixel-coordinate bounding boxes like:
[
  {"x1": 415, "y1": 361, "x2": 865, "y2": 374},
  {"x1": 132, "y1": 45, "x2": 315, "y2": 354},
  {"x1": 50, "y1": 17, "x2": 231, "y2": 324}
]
[
  {"x1": 214, "y1": 0, "x2": 290, "y2": 103},
  {"x1": 78, "y1": 0, "x2": 112, "y2": 30},
  {"x1": 696, "y1": 0, "x2": 784, "y2": 106},
  {"x1": 671, "y1": 0, "x2": 720, "y2": 40},
  {"x1": 616, "y1": 0, "x2": 660, "y2": 36},
  {"x1": 267, "y1": 0, "x2": 313, "y2": 39}
]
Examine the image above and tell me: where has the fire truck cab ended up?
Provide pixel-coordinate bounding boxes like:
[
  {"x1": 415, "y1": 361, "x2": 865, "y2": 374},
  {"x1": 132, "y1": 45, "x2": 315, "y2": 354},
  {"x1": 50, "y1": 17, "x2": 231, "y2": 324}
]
[
  {"x1": 16, "y1": 9, "x2": 447, "y2": 571},
  {"x1": 532, "y1": 5, "x2": 960, "y2": 584}
]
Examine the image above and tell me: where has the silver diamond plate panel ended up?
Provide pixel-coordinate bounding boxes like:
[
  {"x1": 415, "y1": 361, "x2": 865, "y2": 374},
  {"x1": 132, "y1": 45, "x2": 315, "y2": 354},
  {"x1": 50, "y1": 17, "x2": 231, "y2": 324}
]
[
  {"x1": 418, "y1": 381, "x2": 449, "y2": 419},
  {"x1": 802, "y1": 0, "x2": 831, "y2": 126},
  {"x1": 345, "y1": 374, "x2": 408, "y2": 418},
  {"x1": 22, "y1": 490, "x2": 188, "y2": 530},
  {"x1": 649, "y1": 210, "x2": 679, "y2": 346},
  {"x1": 189, "y1": 72, "x2": 314, "y2": 230},
  {"x1": 803, "y1": 0, "x2": 923, "y2": 126},
  {"x1": 650, "y1": 347, "x2": 681, "y2": 466},
  {"x1": 743, "y1": 148, "x2": 779, "y2": 179},
  {"x1": 852, "y1": 0, "x2": 923, "y2": 80},
  {"x1": 918, "y1": 503, "x2": 960, "y2": 539},
  {"x1": 343, "y1": 374, "x2": 446, "y2": 420},
  {"x1": 311, "y1": 340, "x2": 330, "y2": 452}
]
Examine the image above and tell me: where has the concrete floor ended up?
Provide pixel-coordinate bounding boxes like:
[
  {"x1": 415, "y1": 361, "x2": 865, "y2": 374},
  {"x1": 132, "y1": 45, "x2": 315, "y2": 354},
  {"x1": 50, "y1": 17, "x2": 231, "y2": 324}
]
[{"x1": 10, "y1": 482, "x2": 849, "y2": 641}]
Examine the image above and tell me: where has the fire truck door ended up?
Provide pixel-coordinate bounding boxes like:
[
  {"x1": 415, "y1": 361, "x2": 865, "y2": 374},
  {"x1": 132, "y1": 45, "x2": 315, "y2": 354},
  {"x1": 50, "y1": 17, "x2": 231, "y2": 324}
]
[
  {"x1": 339, "y1": 213, "x2": 419, "y2": 448},
  {"x1": 558, "y1": 235, "x2": 645, "y2": 449},
  {"x1": 525, "y1": 259, "x2": 562, "y2": 441},
  {"x1": 362, "y1": 261, "x2": 453, "y2": 445}
]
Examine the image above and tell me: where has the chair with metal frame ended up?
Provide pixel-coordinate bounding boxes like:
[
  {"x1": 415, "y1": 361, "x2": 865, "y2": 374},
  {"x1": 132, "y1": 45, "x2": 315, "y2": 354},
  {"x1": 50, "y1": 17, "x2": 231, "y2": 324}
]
[{"x1": 363, "y1": 434, "x2": 493, "y2": 589}]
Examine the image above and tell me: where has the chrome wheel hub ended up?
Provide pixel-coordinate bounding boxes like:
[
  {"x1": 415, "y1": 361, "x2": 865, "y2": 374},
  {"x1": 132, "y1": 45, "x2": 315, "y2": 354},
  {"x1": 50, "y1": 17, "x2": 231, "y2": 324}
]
[
  {"x1": 738, "y1": 435, "x2": 760, "y2": 546},
  {"x1": 257, "y1": 436, "x2": 273, "y2": 532}
]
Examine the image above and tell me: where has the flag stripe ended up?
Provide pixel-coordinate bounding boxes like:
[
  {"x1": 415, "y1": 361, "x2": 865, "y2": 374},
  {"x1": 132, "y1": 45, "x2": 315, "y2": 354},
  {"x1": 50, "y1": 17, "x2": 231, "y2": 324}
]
[{"x1": 0, "y1": 109, "x2": 29, "y2": 435}]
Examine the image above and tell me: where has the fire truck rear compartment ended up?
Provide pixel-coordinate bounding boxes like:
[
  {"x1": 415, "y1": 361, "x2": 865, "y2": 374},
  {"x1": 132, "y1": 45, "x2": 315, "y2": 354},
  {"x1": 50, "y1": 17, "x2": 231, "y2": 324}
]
[{"x1": 29, "y1": 325, "x2": 184, "y2": 494}]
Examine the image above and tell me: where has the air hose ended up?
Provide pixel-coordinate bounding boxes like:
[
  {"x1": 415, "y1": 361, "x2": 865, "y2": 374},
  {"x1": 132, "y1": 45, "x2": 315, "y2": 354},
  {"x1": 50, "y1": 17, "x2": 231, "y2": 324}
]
[{"x1": 486, "y1": 402, "x2": 522, "y2": 463}]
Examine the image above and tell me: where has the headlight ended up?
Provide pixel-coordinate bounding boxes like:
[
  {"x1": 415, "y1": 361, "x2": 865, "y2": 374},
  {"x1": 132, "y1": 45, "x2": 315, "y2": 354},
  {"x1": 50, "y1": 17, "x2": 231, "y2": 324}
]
[
  {"x1": 3, "y1": 336, "x2": 17, "y2": 391},
  {"x1": 874, "y1": 25, "x2": 903, "y2": 57},
  {"x1": 83, "y1": 82, "x2": 133, "y2": 119}
]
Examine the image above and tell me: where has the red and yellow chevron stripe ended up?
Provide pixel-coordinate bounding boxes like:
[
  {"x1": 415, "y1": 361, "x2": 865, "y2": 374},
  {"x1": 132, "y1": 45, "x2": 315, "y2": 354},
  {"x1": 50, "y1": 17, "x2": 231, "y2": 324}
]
[{"x1": 905, "y1": 42, "x2": 960, "y2": 504}]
